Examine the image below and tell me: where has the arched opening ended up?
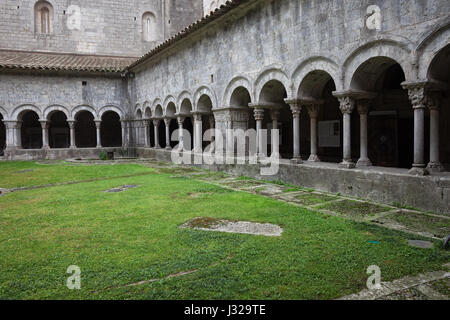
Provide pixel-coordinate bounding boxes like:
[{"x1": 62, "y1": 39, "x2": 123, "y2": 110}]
[
  {"x1": 48, "y1": 111, "x2": 69, "y2": 149},
  {"x1": 427, "y1": 44, "x2": 450, "y2": 169},
  {"x1": 101, "y1": 111, "x2": 122, "y2": 147},
  {"x1": 179, "y1": 100, "x2": 193, "y2": 151},
  {"x1": 196, "y1": 96, "x2": 214, "y2": 150},
  {"x1": 75, "y1": 111, "x2": 96, "y2": 148},
  {"x1": 0, "y1": 113, "x2": 5, "y2": 155},
  {"x1": 298, "y1": 71, "x2": 342, "y2": 163},
  {"x1": 230, "y1": 87, "x2": 252, "y2": 154},
  {"x1": 135, "y1": 109, "x2": 143, "y2": 146},
  {"x1": 142, "y1": 12, "x2": 158, "y2": 42},
  {"x1": 258, "y1": 80, "x2": 292, "y2": 159},
  {"x1": 145, "y1": 107, "x2": 153, "y2": 148},
  {"x1": 154, "y1": 105, "x2": 165, "y2": 148},
  {"x1": 351, "y1": 57, "x2": 415, "y2": 168},
  {"x1": 20, "y1": 110, "x2": 42, "y2": 149},
  {"x1": 34, "y1": 1, "x2": 53, "y2": 34}
]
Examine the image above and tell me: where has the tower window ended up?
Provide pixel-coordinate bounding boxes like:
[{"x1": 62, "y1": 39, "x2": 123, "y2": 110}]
[
  {"x1": 34, "y1": 1, "x2": 54, "y2": 34},
  {"x1": 142, "y1": 11, "x2": 158, "y2": 42}
]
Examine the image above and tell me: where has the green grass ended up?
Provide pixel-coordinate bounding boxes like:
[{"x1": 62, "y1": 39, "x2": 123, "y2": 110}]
[
  {"x1": 0, "y1": 161, "x2": 448, "y2": 300},
  {"x1": 318, "y1": 200, "x2": 390, "y2": 219},
  {"x1": 0, "y1": 161, "x2": 154, "y2": 189}
]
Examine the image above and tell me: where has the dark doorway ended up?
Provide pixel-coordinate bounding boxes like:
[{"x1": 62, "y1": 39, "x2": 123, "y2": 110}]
[
  {"x1": 21, "y1": 111, "x2": 42, "y2": 149},
  {"x1": 101, "y1": 111, "x2": 122, "y2": 147},
  {"x1": 75, "y1": 111, "x2": 96, "y2": 148},
  {"x1": 49, "y1": 111, "x2": 69, "y2": 149}
]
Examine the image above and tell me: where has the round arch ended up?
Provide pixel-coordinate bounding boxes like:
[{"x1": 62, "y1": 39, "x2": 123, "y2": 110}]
[
  {"x1": 222, "y1": 75, "x2": 254, "y2": 107},
  {"x1": 254, "y1": 67, "x2": 291, "y2": 102},
  {"x1": 177, "y1": 91, "x2": 193, "y2": 110},
  {"x1": 98, "y1": 105, "x2": 123, "y2": 120},
  {"x1": 193, "y1": 86, "x2": 217, "y2": 111},
  {"x1": 163, "y1": 95, "x2": 177, "y2": 113},
  {"x1": 342, "y1": 39, "x2": 413, "y2": 90},
  {"x1": 43, "y1": 104, "x2": 70, "y2": 120},
  {"x1": 11, "y1": 104, "x2": 42, "y2": 121},
  {"x1": 72, "y1": 105, "x2": 97, "y2": 120}
]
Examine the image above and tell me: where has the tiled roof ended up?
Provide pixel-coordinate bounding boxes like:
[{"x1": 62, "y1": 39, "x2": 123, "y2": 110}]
[
  {"x1": 0, "y1": 50, "x2": 137, "y2": 73},
  {"x1": 128, "y1": 0, "x2": 250, "y2": 70}
]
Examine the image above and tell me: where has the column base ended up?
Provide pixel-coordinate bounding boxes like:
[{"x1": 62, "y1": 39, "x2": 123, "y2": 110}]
[
  {"x1": 356, "y1": 158, "x2": 372, "y2": 167},
  {"x1": 69, "y1": 145, "x2": 76, "y2": 149},
  {"x1": 290, "y1": 157, "x2": 303, "y2": 164},
  {"x1": 427, "y1": 162, "x2": 444, "y2": 173},
  {"x1": 307, "y1": 154, "x2": 321, "y2": 162},
  {"x1": 165, "y1": 146, "x2": 172, "y2": 151},
  {"x1": 408, "y1": 166, "x2": 430, "y2": 176},
  {"x1": 339, "y1": 160, "x2": 356, "y2": 169}
]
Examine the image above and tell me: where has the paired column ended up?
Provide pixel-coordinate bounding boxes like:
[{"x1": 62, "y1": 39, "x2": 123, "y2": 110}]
[
  {"x1": 403, "y1": 83, "x2": 429, "y2": 175},
  {"x1": 121, "y1": 120, "x2": 127, "y2": 147},
  {"x1": 177, "y1": 117, "x2": 185, "y2": 151},
  {"x1": 306, "y1": 104, "x2": 320, "y2": 162},
  {"x1": 427, "y1": 93, "x2": 443, "y2": 172},
  {"x1": 153, "y1": 119, "x2": 161, "y2": 149},
  {"x1": 67, "y1": 120, "x2": 76, "y2": 149},
  {"x1": 337, "y1": 96, "x2": 356, "y2": 168},
  {"x1": 193, "y1": 114, "x2": 203, "y2": 153},
  {"x1": 40, "y1": 120, "x2": 50, "y2": 149},
  {"x1": 253, "y1": 108, "x2": 265, "y2": 158},
  {"x1": 356, "y1": 101, "x2": 372, "y2": 167},
  {"x1": 144, "y1": 120, "x2": 150, "y2": 148},
  {"x1": 163, "y1": 118, "x2": 171, "y2": 150},
  {"x1": 95, "y1": 120, "x2": 102, "y2": 148},
  {"x1": 270, "y1": 110, "x2": 280, "y2": 158},
  {"x1": 4, "y1": 121, "x2": 22, "y2": 149},
  {"x1": 286, "y1": 100, "x2": 302, "y2": 163}
]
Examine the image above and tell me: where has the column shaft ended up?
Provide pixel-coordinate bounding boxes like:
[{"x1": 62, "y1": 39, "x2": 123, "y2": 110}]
[{"x1": 338, "y1": 97, "x2": 355, "y2": 168}]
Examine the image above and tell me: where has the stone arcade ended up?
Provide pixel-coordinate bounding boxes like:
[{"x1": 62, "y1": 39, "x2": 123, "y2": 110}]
[{"x1": 0, "y1": 0, "x2": 449, "y2": 214}]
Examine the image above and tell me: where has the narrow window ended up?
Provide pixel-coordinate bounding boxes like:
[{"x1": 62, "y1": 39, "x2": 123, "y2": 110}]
[{"x1": 41, "y1": 7, "x2": 50, "y2": 33}]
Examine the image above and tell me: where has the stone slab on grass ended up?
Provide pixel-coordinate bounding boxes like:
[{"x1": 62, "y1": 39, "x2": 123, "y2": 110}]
[
  {"x1": 279, "y1": 192, "x2": 339, "y2": 206},
  {"x1": 181, "y1": 217, "x2": 283, "y2": 237},
  {"x1": 221, "y1": 179, "x2": 267, "y2": 189},
  {"x1": 408, "y1": 240, "x2": 434, "y2": 249},
  {"x1": 317, "y1": 199, "x2": 390, "y2": 219},
  {"x1": 105, "y1": 185, "x2": 140, "y2": 193},
  {"x1": 374, "y1": 210, "x2": 450, "y2": 238}
]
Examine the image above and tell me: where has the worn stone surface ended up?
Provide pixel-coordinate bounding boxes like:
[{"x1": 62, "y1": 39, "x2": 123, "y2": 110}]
[{"x1": 408, "y1": 240, "x2": 434, "y2": 249}]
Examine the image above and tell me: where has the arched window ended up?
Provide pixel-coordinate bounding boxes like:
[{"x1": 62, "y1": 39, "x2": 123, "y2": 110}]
[
  {"x1": 34, "y1": 1, "x2": 53, "y2": 34},
  {"x1": 142, "y1": 12, "x2": 157, "y2": 42}
]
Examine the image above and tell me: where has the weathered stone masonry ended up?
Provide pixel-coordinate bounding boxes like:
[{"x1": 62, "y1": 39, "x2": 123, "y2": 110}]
[{"x1": 0, "y1": 0, "x2": 449, "y2": 214}]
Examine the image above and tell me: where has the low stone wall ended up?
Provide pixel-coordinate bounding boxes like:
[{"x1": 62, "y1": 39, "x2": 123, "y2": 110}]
[
  {"x1": 136, "y1": 148, "x2": 450, "y2": 216},
  {"x1": 3, "y1": 147, "x2": 128, "y2": 161}
]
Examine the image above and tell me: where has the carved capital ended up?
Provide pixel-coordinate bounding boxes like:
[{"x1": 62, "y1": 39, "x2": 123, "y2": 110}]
[
  {"x1": 193, "y1": 114, "x2": 202, "y2": 122},
  {"x1": 39, "y1": 120, "x2": 50, "y2": 129},
  {"x1": 357, "y1": 100, "x2": 371, "y2": 115},
  {"x1": 306, "y1": 104, "x2": 320, "y2": 119},
  {"x1": 67, "y1": 120, "x2": 76, "y2": 129},
  {"x1": 270, "y1": 110, "x2": 280, "y2": 121},
  {"x1": 163, "y1": 118, "x2": 171, "y2": 127},
  {"x1": 177, "y1": 116, "x2": 185, "y2": 126},
  {"x1": 402, "y1": 82, "x2": 429, "y2": 110},
  {"x1": 253, "y1": 108, "x2": 265, "y2": 121},
  {"x1": 427, "y1": 92, "x2": 442, "y2": 111},
  {"x1": 94, "y1": 120, "x2": 102, "y2": 129},
  {"x1": 338, "y1": 97, "x2": 355, "y2": 114},
  {"x1": 153, "y1": 119, "x2": 161, "y2": 127}
]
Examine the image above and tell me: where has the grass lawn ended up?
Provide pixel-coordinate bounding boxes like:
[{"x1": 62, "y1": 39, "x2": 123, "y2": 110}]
[{"x1": 0, "y1": 161, "x2": 448, "y2": 300}]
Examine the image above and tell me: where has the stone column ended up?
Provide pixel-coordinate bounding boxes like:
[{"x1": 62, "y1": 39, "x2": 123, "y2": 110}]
[
  {"x1": 67, "y1": 120, "x2": 76, "y2": 149},
  {"x1": 403, "y1": 83, "x2": 429, "y2": 175},
  {"x1": 193, "y1": 114, "x2": 203, "y2": 153},
  {"x1": 306, "y1": 104, "x2": 320, "y2": 162},
  {"x1": 286, "y1": 100, "x2": 302, "y2": 163},
  {"x1": 427, "y1": 94, "x2": 443, "y2": 172},
  {"x1": 177, "y1": 117, "x2": 185, "y2": 151},
  {"x1": 40, "y1": 120, "x2": 50, "y2": 149},
  {"x1": 95, "y1": 120, "x2": 102, "y2": 148},
  {"x1": 4, "y1": 121, "x2": 21, "y2": 149},
  {"x1": 121, "y1": 120, "x2": 127, "y2": 147},
  {"x1": 153, "y1": 119, "x2": 161, "y2": 149},
  {"x1": 144, "y1": 120, "x2": 150, "y2": 148},
  {"x1": 253, "y1": 108, "x2": 265, "y2": 158},
  {"x1": 270, "y1": 110, "x2": 280, "y2": 158},
  {"x1": 164, "y1": 118, "x2": 171, "y2": 150},
  {"x1": 208, "y1": 115, "x2": 215, "y2": 153},
  {"x1": 338, "y1": 96, "x2": 355, "y2": 168},
  {"x1": 356, "y1": 101, "x2": 372, "y2": 167}
]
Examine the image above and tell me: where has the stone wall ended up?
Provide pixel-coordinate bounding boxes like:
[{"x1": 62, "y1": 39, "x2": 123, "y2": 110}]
[{"x1": 0, "y1": 0, "x2": 203, "y2": 56}]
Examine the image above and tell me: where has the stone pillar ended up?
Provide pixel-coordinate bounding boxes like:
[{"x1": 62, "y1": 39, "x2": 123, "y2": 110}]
[
  {"x1": 177, "y1": 117, "x2": 185, "y2": 151},
  {"x1": 121, "y1": 121, "x2": 127, "y2": 147},
  {"x1": 40, "y1": 120, "x2": 50, "y2": 149},
  {"x1": 67, "y1": 120, "x2": 76, "y2": 149},
  {"x1": 338, "y1": 96, "x2": 355, "y2": 168},
  {"x1": 193, "y1": 114, "x2": 203, "y2": 153},
  {"x1": 306, "y1": 104, "x2": 320, "y2": 162},
  {"x1": 253, "y1": 108, "x2": 265, "y2": 158},
  {"x1": 403, "y1": 83, "x2": 429, "y2": 175},
  {"x1": 164, "y1": 118, "x2": 171, "y2": 150},
  {"x1": 4, "y1": 121, "x2": 21, "y2": 149},
  {"x1": 286, "y1": 100, "x2": 302, "y2": 163},
  {"x1": 95, "y1": 120, "x2": 102, "y2": 148},
  {"x1": 427, "y1": 94, "x2": 443, "y2": 172},
  {"x1": 356, "y1": 101, "x2": 372, "y2": 167},
  {"x1": 153, "y1": 119, "x2": 161, "y2": 149},
  {"x1": 270, "y1": 110, "x2": 280, "y2": 158},
  {"x1": 144, "y1": 120, "x2": 150, "y2": 148}
]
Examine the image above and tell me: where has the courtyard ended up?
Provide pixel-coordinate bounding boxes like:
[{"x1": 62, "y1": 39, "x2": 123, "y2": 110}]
[{"x1": 0, "y1": 160, "x2": 448, "y2": 300}]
